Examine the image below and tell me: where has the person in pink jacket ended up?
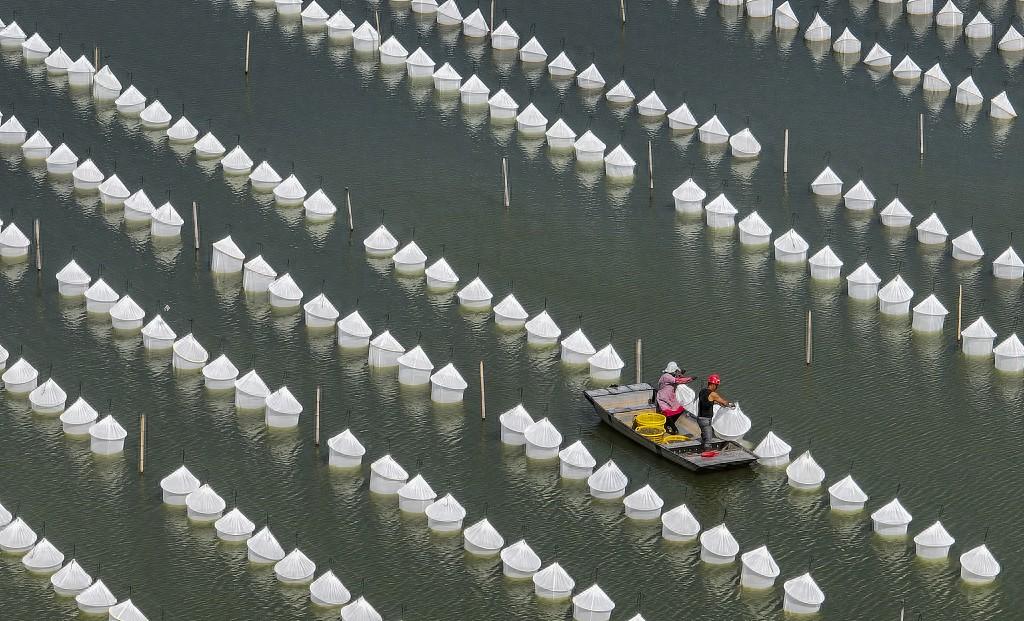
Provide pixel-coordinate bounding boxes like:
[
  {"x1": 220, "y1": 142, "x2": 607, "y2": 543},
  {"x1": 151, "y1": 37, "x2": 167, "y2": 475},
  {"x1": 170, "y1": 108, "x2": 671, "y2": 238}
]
[{"x1": 655, "y1": 362, "x2": 694, "y2": 434}]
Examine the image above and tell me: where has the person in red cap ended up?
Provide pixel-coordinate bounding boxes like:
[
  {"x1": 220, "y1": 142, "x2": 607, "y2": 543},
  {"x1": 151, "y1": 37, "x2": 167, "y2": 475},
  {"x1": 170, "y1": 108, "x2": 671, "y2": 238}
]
[
  {"x1": 694, "y1": 374, "x2": 734, "y2": 449},
  {"x1": 655, "y1": 362, "x2": 694, "y2": 434}
]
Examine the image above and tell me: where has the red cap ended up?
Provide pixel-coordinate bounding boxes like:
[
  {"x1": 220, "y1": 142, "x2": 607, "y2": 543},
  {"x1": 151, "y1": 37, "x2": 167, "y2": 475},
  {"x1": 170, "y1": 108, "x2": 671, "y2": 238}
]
[{"x1": 708, "y1": 374, "x2": 721, "y2": 385}]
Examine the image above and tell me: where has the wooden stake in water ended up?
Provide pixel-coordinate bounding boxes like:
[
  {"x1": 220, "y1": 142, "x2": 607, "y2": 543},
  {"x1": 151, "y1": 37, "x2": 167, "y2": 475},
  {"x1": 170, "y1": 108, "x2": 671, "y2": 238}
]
[
  {"x1": 244, "y1": 31, "x2": 251, "y2": 75},
  {"x1": 783, "y1": 128, "x2": 790, "y2": 175},
  {"x1": 490, "y1": 0, "x2": 495, "y2": 33},
  {"x1": 956, "y1": 285, "x2": 963, "y2": 341},
  {"x1": 479, "y1": 361, "x2": 486, "y2": 420},
  {"x1": 94, "y1": 46, "x2": 99, "y2": 72},
  {"x1": 805, "y1": 310, "x2": 812, "y2": 365},
  {"x1": 192, "y1": 202, "x2": 200, "y2": 251},
  {"x1": 647, "y1": 141, "x2": 654, "y2": 193},
  {"x1": 919, "y1": 114, "x2": 924, "y2": 156},
  {"x1": 635, "y1": 338, "x2": 643, "y2": 384},
  {"x1": 346, "y1": 187, "x2": 354, "y2": 232},
  {"x1": 314, "y1": 385, "x2": 321, "y2": 447},
  {"x1": 138, "y1": 414, "x2": 146, "y2": 474},
  {"x1": 502, "y1": 157, "x2": 510, "y2": 208},
  {"x1": 375, "y1": 11, "x2": 381, "y2": 40},
  {"x1": 33, "y1": 219, "x2": 41, "y2": 272},
  {"x1": 620, "y1": 0, "x2": 626, "y2": 23}
]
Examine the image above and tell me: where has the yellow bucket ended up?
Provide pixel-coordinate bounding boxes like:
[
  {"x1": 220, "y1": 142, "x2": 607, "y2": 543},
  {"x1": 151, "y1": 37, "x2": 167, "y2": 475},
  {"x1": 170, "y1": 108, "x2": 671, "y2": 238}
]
[
  {"x1": 635, "y1": 413, "x2": 667, "y2": 428},
  {"x1": 637, "y1": 426, "x2": 666, "y2": 444},
  {"x1": 663, "y1": 434, "x2": 690, "y2": 443}
]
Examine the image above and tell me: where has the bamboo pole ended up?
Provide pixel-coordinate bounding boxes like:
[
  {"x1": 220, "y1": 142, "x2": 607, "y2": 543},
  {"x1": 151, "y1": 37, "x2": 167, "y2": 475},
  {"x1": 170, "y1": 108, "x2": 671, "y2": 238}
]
[
  {"x1": 620, "y1": 0, "x2": 626, "y2": 23},
  {"x1": 635, "y1": 338, "x2": 642, "y2": 384},
  {"x1": 138, "y1": 415, "x2": 146, "y2": 474},
  {"x1": 805, "y1": 310, "x2": 812, "y2": 365},
  {"x1": 783, "y1": 128, "x2": 789, "y2": 175},
  {"x1": 192, "y1": 202, "x2": 200, "y2": 251},
  {"x1": 33, "y1": 219, "x2": 41, "y2": 272},
  {"x1": 479, "y1": 361, "x2": 486, "y2": 420},
  {"x1": 647, "y1": 141, "x2": 653, "y2": 193},
  {"x1": 502, "y1": 157, "x2": 509, "y2": 208},
  {"x1": 346, "y1": 187, "x2": 354, "y2": 232},
  {"x1": 244, "y1": 31, "x2": 251, "y2": 75},
  {"x1": 94, "y1": 46, "x2": 99, "y2": 72},
  {"x1": 314, "y1": 385, "x2": 321, "y2": 447},
  {"x1": 956, "y1": 285, "x2": 963, "y2": 341},
  {"x1": 490, "y1": 0, "x2": 495, "y2": 33},
  {"x1": 375, "y1": 10, "x2": 381, "y2": 41},
  {"x1": 919, "y1": 114, "x2": 924, "y2": 156}
]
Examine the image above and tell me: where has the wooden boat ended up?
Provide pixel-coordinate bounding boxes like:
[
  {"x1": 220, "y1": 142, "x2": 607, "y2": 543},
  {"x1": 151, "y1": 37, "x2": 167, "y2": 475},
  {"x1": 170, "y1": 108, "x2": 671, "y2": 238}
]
[{"x1": 584, "y1": 383, "x2": 757, "y2": 472}]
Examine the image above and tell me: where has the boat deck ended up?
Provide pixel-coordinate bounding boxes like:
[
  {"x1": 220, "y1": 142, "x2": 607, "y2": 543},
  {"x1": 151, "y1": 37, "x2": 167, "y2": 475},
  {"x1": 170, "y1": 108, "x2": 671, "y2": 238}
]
[{"x1": 584, "y1": 383, "x2": 757, "y2": 472}]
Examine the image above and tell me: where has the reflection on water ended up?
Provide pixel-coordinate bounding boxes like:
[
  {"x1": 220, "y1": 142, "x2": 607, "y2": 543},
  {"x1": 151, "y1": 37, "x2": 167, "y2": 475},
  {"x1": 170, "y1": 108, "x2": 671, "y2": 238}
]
[{"x1": 2, "y1": 0, "x2": 1023, "y2": 618}]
